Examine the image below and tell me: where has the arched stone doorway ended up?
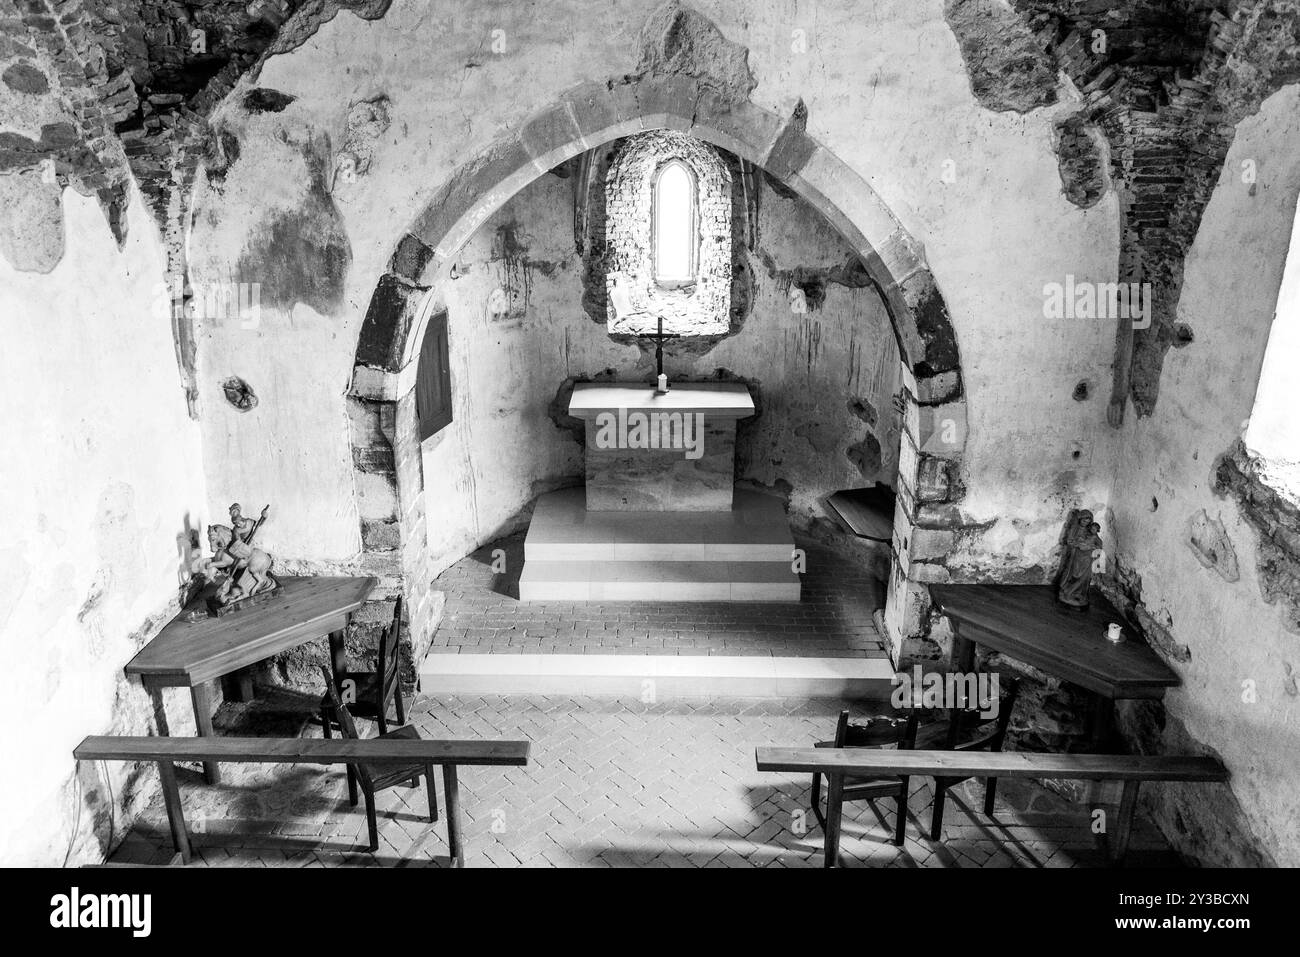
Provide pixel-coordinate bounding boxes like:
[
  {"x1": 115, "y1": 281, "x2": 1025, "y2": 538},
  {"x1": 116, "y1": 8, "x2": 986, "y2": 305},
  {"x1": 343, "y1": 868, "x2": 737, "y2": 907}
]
[{"x1": 348, "y1": 79, "x2": 968, "y2": 664}]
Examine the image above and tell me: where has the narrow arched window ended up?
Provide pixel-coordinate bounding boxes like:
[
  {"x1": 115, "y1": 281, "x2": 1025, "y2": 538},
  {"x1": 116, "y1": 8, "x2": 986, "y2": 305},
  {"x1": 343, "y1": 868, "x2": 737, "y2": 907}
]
[{"x1": 652, "y1": 159, "x2": 697, "y2": 287}]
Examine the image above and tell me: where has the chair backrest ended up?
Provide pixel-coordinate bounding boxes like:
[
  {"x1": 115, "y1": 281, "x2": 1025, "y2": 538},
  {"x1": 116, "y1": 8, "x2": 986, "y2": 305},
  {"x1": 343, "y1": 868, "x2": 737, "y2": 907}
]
[
  {"x1": 835, "y1": 709, "x2": 920, "y2": 750},
  {"x1": 377, "y1": 596, "x2": 403, "y2": 710},
  {"x1": 320, "y1": 666, "x2": 364, "y2": 741},
  {"x1": 954, "y1": 675, "x2": 1022, "y2": 752}
]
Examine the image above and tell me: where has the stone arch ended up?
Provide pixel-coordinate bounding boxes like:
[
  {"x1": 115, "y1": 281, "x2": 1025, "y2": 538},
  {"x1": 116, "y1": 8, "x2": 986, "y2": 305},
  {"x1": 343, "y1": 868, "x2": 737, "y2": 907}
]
[{"x1": 349, "y1": 76, "x2": 968, "y2": 657}]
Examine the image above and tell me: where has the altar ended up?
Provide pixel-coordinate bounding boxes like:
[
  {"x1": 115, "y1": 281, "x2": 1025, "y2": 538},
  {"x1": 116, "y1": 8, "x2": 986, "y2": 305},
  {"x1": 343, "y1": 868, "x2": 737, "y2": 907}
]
[
  {"x1": 518, "y1": 379, "x2": 800, "y2": 602},
  {"x1": 567, "y1": 382, "x2": 754, "y2": 511}
]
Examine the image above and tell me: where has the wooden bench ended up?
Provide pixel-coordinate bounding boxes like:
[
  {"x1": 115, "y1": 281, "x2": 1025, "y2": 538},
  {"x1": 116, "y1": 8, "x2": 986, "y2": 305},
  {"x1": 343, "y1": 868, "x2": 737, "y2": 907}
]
[
  {"x1": 75, "y1": 735, "x2": 530, "y2": 867},
  {"x1": 756, "y1": 747, "x2": 1229, "y2": 866}
]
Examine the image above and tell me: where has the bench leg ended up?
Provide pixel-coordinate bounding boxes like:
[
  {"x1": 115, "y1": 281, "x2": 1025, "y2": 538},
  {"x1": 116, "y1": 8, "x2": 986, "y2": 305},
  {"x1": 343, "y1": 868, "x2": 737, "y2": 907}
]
[
  {"x1": 823, "y1": 773, "x2": 844, "y2": 868},
  {"x1": 984, "y1": 777, "x2": 999, "y2": 816},
  {"x1": 442, "y1": 764, "x2": 464, "y2": 868},
  {"x1": 930, "y1": 779, "x2": 948, "y2": 841},
  {"x1": 189, "y1": 683, "x2": 220, "y2": 785},
  {"x1": 426, "y1": 765, "x2": 439, "y2": 823},
  {"x1": 1110, "y1": 780, "x2": 1140, "y2": 867},
  {"x1": 894, "y1": 777, "x2": 909, "y2": 846},
  {"x1": 156, "y1": 761, "x2": 191, "y2": 864},
  {"x1": 810, "y1": 772, "x2": 826, "y2": 831}
]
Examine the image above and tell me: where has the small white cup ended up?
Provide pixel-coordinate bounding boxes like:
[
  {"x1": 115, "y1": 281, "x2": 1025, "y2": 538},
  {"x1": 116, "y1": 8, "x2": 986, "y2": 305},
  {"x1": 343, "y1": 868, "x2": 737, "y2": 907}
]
[{"x1": 1106, "y1": 622, "x2": 1124, "y2": 644}]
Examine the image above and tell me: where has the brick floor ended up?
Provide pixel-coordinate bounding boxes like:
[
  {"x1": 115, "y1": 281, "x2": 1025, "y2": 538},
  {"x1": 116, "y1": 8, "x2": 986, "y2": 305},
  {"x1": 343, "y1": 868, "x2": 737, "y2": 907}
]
[
  {"x1": 108, "y1": 693, "x2": 1179, "y2": 868},
  {"x1": 428, "y1": 534, "x2": 887, "y2": 658}
]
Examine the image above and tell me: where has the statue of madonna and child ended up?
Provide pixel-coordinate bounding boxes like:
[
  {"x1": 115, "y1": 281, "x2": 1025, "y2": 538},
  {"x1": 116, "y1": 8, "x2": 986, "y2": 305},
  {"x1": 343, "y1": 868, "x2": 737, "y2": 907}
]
[{"x1": 1055, "y1": 509, "x2": 1104, "y2": 610}]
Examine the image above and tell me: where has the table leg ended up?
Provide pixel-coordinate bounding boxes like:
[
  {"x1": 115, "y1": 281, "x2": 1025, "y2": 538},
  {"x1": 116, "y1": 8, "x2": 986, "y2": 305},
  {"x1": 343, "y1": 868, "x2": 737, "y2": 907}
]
[
  {"x1": 328, "y1": 628, "x2": 348, "y2": 681},
  {"x1": 221, "y1": 668, "x2": 256, "y2": 703},
  {"x1": 146, "y1": 682, "x2": 170, "y2": 737},
  {"x1": 947, "y1": 623, "x2": 976, "y2": 748},
  {"x1": 189, "y1": 682, "x2": 221, "y2": 785},
  {"x1": 1089, "y1": 695, "x2": 1115, "y2": 751},
  {"x1": 442, "y1": 764, "x2": 464, "y2": 868},
  {"x1": 157, "y1": 761, "x2": 192, "y2": 864}
]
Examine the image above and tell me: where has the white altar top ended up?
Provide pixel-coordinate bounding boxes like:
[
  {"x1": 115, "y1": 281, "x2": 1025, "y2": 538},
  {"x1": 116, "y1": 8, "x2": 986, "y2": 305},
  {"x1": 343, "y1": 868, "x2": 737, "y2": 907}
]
[{"x1": 568, "y1": 382, "x2": 754, "y2": 419}]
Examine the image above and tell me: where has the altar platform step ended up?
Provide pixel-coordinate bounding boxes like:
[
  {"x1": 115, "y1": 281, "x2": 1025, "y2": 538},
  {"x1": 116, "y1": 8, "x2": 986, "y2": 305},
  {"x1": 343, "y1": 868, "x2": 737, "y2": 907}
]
[
  {"x1": 520, "y1": 487, "x2": 800, "y2": 602},
  {"x1": 419, "y1": 653, "x2": 894, "y2": 699},
  {"x1": 524, "y1": 487, "x2": 795, "y2": 563},
  {"x1": 518, "y1": 559, "x2": 801, "y2": 602}
]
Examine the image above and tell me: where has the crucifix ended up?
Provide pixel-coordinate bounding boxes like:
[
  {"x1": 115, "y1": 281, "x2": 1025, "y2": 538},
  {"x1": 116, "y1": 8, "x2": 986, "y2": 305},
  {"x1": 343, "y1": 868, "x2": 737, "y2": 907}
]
[{"x1": 639, "y1": 316, "x2": 680, "y2": 394}]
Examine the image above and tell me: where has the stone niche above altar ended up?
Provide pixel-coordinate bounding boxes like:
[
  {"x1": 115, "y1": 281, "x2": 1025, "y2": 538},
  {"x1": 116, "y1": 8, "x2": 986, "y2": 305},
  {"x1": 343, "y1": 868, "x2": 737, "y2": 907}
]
[{"x1": 568, "y1": 382, "x2": 754, "y2": 511}]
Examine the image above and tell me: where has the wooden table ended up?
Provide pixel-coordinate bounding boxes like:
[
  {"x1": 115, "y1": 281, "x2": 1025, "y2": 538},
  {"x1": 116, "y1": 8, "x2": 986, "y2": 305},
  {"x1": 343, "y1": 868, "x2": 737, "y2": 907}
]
[
  {"x1": 928, "y1": 584, "x2": 1180, "y2": 749},
  {"x1": 125, "y1": 576, "x2": 377, "y2": 784}
]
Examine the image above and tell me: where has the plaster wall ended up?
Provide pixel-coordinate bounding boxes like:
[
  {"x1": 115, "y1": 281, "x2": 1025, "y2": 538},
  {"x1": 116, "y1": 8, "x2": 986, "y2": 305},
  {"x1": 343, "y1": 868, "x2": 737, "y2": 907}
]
[
  {"x1": 1109, "y1": 85, "x2": 1300, "y2": 867},
  {"x1": 0, "y1": 188, "x2": 206, "y2": 866}
]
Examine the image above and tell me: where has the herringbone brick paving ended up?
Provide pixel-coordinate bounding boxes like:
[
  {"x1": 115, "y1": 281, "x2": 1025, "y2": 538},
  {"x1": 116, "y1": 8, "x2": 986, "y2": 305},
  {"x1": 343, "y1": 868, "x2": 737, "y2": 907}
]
[
  {"x1": 108, "y1": 693, "x2": 1179, "y2": 868},
  {"x1": 429, "y1": 534, "x2": 887, "y2": 658}
]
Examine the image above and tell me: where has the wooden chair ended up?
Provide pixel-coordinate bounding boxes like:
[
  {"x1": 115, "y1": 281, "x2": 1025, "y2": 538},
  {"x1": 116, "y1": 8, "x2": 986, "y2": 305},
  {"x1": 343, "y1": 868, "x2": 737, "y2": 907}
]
[
  {"x1": 318, "y1": 665, "x2": 437, "y2": 853},
  {"x1": 321, "y1": 596, "x2": 405, "y2": 736},
  {"x1": 810, "y1": 708, "x2": 920, "y2": 864},
  {"x1": 918, "y1": 675, "x2": 1022, "y2": 840}
]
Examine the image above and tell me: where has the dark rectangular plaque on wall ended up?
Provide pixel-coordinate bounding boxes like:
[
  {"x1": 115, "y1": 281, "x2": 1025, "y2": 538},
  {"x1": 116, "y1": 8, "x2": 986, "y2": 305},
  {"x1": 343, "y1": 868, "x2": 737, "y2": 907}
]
[{"x1": 416, "y1": 309, "x2": 452, "y2": 441}]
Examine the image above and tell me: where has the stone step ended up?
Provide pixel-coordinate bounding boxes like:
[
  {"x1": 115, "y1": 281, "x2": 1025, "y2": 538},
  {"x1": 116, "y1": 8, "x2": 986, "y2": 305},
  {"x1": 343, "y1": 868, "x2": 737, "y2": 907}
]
[
  {"x1": 524, "y1": 487, "x2": 796, "y2": 562},
  {"x1": 418, "y1": 653, "x2": 896, "y2": 699},
  {"x1": 518, "y1": 559, "x2": 801, "y2": 602}
]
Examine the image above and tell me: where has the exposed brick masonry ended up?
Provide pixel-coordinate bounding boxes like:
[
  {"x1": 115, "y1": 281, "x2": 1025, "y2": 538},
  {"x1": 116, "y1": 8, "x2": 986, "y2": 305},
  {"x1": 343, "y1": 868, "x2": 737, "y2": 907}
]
[{"x1": 603, "y1": 129, "x2": 732, "y2": 338}]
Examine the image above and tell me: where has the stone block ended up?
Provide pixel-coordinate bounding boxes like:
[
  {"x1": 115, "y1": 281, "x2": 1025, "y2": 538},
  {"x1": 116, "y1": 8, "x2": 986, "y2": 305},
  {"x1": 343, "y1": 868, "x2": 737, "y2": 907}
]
[
  {"x1": 911, "y1": 561, "x2": 951, "y2": 584},
  {"x1": 519, "y1": 100, "x2": 583, "y2": 168},
  {"x1": 355, "y1": 275, "x2": 422, "y2": 373},
  {"x1": 915, "y1": 502, "x2": 967, "y2": 528},
  {"x1": 565, "y1": 82, "x2": 634, "y2": 143},
  {"x1": 897, "y1": 428, "x2": 920, "y2": 489},
  {"x1": 388, "y1": 233, "x2": 434, "y2": 283},
  {"x1": 763, "y1": 114, "x2": 816, "y2": 182},
  {"x1": 632, "y1": 74, "x2": 701, "y2": 130},
  {"x1": 692, "y1": 90, "x2": 783, "y2": 160},
  {"x1": 874, "y1": 227, "x2": 926, "y2": 285},
  {"x1": 361, "y1": 518, "x2": 399, "y2": 551},
  {"x1": 918, "y1": 399, "x2": 967, "y2": 456},
  {"x1": 916, "y1": 455, "x2": 959, "y2": 503},
  {"x1": 910, "y1": 527, "x2": 955, "y2": 562},
  {"x1": 916, "y1": 371, "x2": 962, "y2": 404}
]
